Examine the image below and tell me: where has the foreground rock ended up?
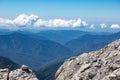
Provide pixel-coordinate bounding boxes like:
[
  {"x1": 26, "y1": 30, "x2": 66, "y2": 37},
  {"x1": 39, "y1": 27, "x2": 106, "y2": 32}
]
[
  {"x1": 56, "y1": 39, "x2": 120, "y2": 80},
  {"x1": 0, "y1": 69, "x2": 9, "y2": 80},
  {"x1": 0, "y1": 65, "x2": 38, "y2": 80}
]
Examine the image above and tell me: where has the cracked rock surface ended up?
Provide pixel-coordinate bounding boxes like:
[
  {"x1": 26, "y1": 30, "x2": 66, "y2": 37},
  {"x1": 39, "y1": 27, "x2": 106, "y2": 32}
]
[
  {"x1": 55, "y1": 39, "x2": 120, "y2": 80},
  {"x1": 0, "y1": 65, "x2": 38, "y2": 80}
]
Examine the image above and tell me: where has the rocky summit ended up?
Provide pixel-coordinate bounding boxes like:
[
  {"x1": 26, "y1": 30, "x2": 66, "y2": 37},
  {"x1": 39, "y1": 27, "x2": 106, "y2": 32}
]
[
  {"x1": 0, "y1": 65, "x2": 38, "y2": 80},
  {"x1": 55, "y1": 39, "x2": 120, "y2": 80}
]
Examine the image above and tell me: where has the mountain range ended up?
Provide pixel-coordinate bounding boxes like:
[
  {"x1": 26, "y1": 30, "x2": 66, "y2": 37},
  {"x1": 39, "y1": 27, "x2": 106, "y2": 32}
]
[
  {"x1": 0, "y1": 32, "x2": 72, "y2": 69},
  {"x1": 0, "y1": 29, "x2": 120, "y2": 80},
  {"x1": 65, "y1": 32, "x2": 120, "y2": 54}
]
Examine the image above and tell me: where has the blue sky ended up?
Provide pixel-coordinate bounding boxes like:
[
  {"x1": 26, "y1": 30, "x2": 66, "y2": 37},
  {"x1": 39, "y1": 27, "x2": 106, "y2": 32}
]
[
  {"x1": 0, "y1": 0, "x2": 120, "y2": 31},
  {"x1": 0, "y1": 0, "x2": 120, "y2": 19}
]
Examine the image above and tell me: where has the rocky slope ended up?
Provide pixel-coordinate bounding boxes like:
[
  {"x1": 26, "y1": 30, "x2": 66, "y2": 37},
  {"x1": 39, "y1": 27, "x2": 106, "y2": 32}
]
[
  {"x1": 0, "y1": 65, "x2": 38, "y2": 80},
  {"x1": 56, "y1": 39, "x2": 120, "y2": 80}
]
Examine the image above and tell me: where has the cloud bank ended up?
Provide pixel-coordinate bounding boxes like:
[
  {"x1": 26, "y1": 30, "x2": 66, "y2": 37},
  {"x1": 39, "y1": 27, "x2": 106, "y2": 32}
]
[
  {"x1": 0, "y1": 14, "x2": 38, "y2": 27},
  {"x1": 0, "y1": 14, "x2": 88, "y2": 28},
  {"x1": 34, "y1": 18, "x2": 88, "y2": 27},
  {"x1": 0, "y1": 14, "x2": 119, "y2": 30},
  {"x1": 110, "y1": 24, "x2": 120, "y2": 29}
]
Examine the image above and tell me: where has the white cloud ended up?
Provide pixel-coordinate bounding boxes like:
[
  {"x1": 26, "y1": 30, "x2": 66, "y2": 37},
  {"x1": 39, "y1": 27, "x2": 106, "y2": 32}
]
[
  {"x1": 34, "y1": 18, "x2": 86, "y2": 27},
  {"x1": 0, "y1": 14, "x2": 88, "y2": 28},
  {"x1": 13, "y1": 14, "x2": 39, "y2": 26},
  {"x1": 90, "y1": 24, "x2": 95, "y2": 29},
  {"x1": 110, "y1": 24, "x2": 120, "y2": 29},
  {"x1": 0, "y1": 14, "x2": 39, "y2": 27},
  {"x1": 0, "y1": 18, "x2": 14, "y2": 26},
  {"x1": 72, "y1": 18, "x2": 82, "y2": 27},
  {"x1": 1, "y1": 14, "x2": 120, "y2": 30},
  {"x1": 82, "y1": 21, "x2": 88, "y2": 26},
  {"x1": 100, "y1": 24, "x2": 107, "y2": 29}
]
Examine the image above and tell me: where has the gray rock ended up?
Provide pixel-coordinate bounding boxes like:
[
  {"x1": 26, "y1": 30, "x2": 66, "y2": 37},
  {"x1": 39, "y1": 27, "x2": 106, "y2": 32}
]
[
  {"x1": 0, "y1": 68, "x2": 9, "y2": 80},
  {"x1": 0, "y1": 65, "x2": 38, "y2": 80},
  {"x1": 21, "y1": 65, "x2": 28, "y2": 71},
  {"x1": 56, "y1": 39, "x2": 120, "y2": 80}
]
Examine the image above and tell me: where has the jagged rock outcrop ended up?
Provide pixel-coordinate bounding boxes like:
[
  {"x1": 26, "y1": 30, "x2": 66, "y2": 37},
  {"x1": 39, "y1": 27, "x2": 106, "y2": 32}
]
[
  {"x1": 0, "y1": 68, "x2": 9, "y2": 80},
  {"x1": 55, "y1": 39, "x2": 120, "y2": 80},
  {"x1": 0, "y1": 65, "x2": 38, "y2": 80}
]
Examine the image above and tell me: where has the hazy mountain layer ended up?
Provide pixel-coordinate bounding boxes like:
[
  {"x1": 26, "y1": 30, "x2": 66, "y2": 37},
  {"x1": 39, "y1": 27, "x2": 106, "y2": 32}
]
[
  {"x1": 65, "y1": 32, "x2": 120, "y2": 54},
  {"x1": 0, "y1": 32, "x2": 72, "y2": 69}
]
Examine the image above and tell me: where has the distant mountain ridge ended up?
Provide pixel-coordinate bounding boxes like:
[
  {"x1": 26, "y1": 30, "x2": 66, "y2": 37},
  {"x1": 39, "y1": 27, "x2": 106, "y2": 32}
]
[
  {"x1": 65, "y1": 32, "x2": 120, "y2": 54},
  {"x1": 0, "y1": 29, "x2": 13, "y2": 35},
  {"x1": 36, "y1": 30, "x2": 111, "y2": 44},
  {"x1": 0, "y1": 32, "x2": 72, "y2": 69}
]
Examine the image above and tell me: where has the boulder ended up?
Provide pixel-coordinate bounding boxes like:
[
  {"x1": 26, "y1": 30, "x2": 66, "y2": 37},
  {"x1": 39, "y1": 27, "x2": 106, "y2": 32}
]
[
  {"x1": 0, "y1": 65, "x2": 38, "y2": 80},
  {"x1": 56, "y1": 39, "x2": 120, "y2": 80},
  {"x1": 0, "y1": 69, "x2": 9, "y2": 80}
]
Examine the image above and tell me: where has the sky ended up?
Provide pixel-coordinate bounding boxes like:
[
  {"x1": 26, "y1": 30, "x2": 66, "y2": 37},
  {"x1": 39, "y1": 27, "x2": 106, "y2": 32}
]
[
  {"x1": 0, "y1": 0, "x2": 120, "y2": 31},
  {"x1": 0, "y1": 0, "x2": 120, "y2": 19}
]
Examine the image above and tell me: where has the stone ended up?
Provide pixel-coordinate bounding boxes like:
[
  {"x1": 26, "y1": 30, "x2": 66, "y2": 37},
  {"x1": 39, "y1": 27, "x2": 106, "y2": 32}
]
[
  {"x1": 0, "y1": 65, "x2": 38, "y2": 80},
  {"x1": 21, "y1": 65, "x2": 28, "y2": 70},
  {"x1": 55, "y1": 39, "x2": 120, "y2": 80},
  {"x1": 0, "y1": 68, "x2": 9, "y2": 80}
]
